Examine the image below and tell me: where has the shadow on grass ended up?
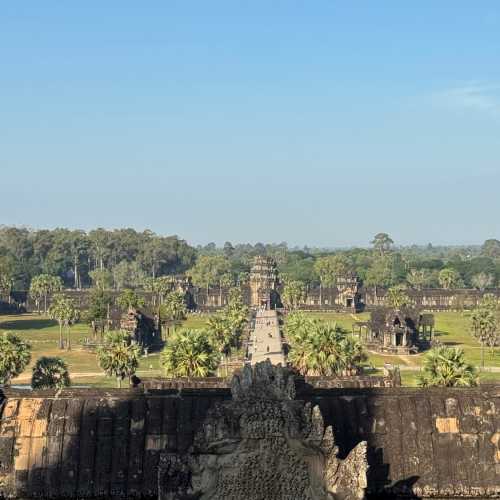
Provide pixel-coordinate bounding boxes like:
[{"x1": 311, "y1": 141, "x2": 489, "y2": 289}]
[
  {"x1": 0, "y1": 317, "x2": 57, "y2": 330},
  {"x1": 433, "y1": 329, "x2": 449, "y2": 338}
]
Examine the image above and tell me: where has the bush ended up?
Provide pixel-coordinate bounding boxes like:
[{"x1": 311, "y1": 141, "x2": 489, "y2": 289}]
[
  {"x1": 0, "y1": 332, "x2": 31, "y2": 385},
  {"x1": 31, "y1": 357, "x2": 71, "y2": 389}
]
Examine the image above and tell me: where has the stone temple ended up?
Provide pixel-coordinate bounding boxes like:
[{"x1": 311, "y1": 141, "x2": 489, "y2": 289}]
[{"x1": 1, "y1": 361, "x2": 500, "y2": 499}]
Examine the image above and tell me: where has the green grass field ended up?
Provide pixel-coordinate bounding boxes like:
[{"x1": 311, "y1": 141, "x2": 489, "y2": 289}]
[
  {"x1": 0, "y1": 311, "x2": 214, "y2": 387},
  {"x1": 303, "y1": 310, "x2": 500, "y2": 385},
  {"x1": 0, "y1": 313, "x2": 165, "y2": 387},
  {"x1": 1, "y1": 309, "x2": 499, "y2": 388}
]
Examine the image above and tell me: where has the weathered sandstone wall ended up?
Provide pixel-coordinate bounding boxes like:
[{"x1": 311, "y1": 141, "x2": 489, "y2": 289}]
[{"x1": 0, "y1": 385, "x2": 499, "y2": 499}]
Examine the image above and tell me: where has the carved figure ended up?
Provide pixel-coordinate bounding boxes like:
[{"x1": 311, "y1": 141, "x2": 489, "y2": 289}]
[{"x1": 158, "y1": 361, "x2": 368, "y2": 500}]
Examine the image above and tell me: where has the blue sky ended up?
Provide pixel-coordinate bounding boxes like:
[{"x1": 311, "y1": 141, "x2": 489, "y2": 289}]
[{"x1": 1, "y1": 2, "x2": 499, "y2": 247}]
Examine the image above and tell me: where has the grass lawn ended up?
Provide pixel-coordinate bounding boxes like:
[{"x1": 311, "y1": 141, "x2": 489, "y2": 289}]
[
  {"x1": 400, "y1": 369, "x2": 500, "y2": 387},
  {"x1": 180, "y1": 313, "x2": 213, "y2": 330},
  {"x1": 304, "y1": 311, "x2": 370, "y2": 332},
  {"x1": 0, "y1": 313, "x2": 165, "y2": 387},
  {"x1": 3, "y1": 310, "x2": 499, "y2": 388}
]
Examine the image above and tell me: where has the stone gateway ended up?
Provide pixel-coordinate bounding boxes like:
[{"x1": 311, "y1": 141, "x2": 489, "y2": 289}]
[{"x1": 158, "y1": 362, "x2": 367, "y2": 500}]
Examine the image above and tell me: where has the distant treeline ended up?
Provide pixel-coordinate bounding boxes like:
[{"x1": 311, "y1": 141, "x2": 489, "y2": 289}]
[{"x1": 0, "y1": 226, "x2": 499, "y2": 293}]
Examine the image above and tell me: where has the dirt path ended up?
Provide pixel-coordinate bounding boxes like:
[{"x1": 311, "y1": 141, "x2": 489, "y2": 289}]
[{"x1": 13, "y1": 369, "x2": 162, "y2": 382}]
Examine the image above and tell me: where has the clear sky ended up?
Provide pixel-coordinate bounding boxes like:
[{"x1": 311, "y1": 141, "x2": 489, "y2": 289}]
[{"x1": 1, "y1": 2, "x2": 499, "y2": 247}]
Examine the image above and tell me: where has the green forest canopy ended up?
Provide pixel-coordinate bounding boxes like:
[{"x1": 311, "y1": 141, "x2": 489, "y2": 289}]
[{"x1": 0, "y1": 226, "x2": 499, "y2": 292}]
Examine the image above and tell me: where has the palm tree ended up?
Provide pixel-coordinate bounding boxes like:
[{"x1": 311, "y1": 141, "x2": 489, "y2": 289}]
[
  {"x1": 418, "y1": 346, "x2": 477, "y2": 387},
  {"x1": 386, "y1": 285, "x2": 410, "y2": 309},
  {"x1": 284, "y1": 311, "x2": 313, "y2": 343},
  {"x1": 0, "y1": 332, "x2": 31, "y2": 386},
  {"x1": 160, "y1": 290, "x2": 188, "y2": 336},
  {"x1": 96, "y1": 331, "x2": 141, "y2": 388},
  {"x1": 406, "y1": 269, "x2": 427, "y2": 290},
  {"x1": 207, "y1": 314, "x2": 232, "y2": 353},
  {"x1": 287, "y1": 324, "x2": 313, "y2": 375},
  {"x1": 224, "y1": 288, "x2": 249, "y2": 345},
  {"x1": 206, "y1": 314, "x2": 233, "y2": 375},
  {"x1": 30, "y1": 274, "x2": 63, "y2": 314},
  {"x1": 286, "y1": 316, "x2": 368, "y2": 377},
  {"x1": 438, "y1": 268, "x2": 462, "y2": 289},
  {"x1": 470, "y1": 306, "x2": 498, "y2": 369},
  {"x1": 205, "y1": 289, "x2": 249, "y2": 375},
  {"x1": 219, "y1": 273, "x2": 233, "y2": 306},
  {"x1": 305, "y1": 323, "x2": 345, "y2": 376},
  {"x1": 338, "y1": 336, "x2": 368, "y2": 376},
  {"x1": 162, "y1": 291, "x2": 188, "y2": 320},
  {"x1": 31, "y1": 357, "x2": 71, "y2": 389},
  {"x1": 160, "y1": 329, "x2": 219, "y2": 377},
  {"x1": 65, "y1": 299, "x2": 79, "y2": 351},
  {"x1": 282, "y1": 280, "x2": 306, "y2": 310},
  {"x1": 48, "y1": 294, "x2": 67, "y2": 349},
  {"x1": 143, "y1": 276, "x2": 173, "y2": 307},
  {"x1": 48, "y1": 294, "x2": 79, "y2": 350}
]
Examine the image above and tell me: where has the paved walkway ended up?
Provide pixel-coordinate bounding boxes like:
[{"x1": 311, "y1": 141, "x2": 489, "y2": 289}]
[{"x1": 248, "y1": 309, "x2": 285, "y2": 366}]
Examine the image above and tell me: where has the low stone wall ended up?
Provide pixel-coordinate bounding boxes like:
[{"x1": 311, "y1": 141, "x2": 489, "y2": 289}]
[
  {"x1": 138, "y1": 373, "x2": 399, "y2": 391},
  {"x1": 1, "y1": 384, "x2": 499, "y2": 499}
]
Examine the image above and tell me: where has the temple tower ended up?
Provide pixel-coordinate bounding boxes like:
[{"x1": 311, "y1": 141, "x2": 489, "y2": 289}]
[{"x1": 249, "y1": 256, "x2": 280, "y2": 308}]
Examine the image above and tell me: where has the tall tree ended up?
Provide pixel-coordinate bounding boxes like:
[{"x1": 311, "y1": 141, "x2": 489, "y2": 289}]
[
  {"x1": 314, "y1": 254, "x2": 351, "y2": 304},
  {"x1": 438, "y1": 268, "x2": 463, "y2": 289},
  {"x1": 0, "y1": 261, "x2": 14, "y2": 301},
  {"x1": 160, "y1": 290, "x2": 188, "y2": 334},
  {"x1": 68, "y1": 230, "x2": 90, "y2": 289},
  {"x1": 471, "y1": 272, "x2": 494, "y2": 291},
  {"x1": 481, "y1": 239, "x2": 500, "y2": 259},
  {"x1": 88, "y1": 228, "x2": 114, "y2": 271},
  {"x1": 117, "y1": 288, "x2": 146, "y2": 310},
  {"x1": 406, "y1": 269, "x2": 429, "y2": 290},
  {"x1": 139, "y1": 235, "x2": 165, "y2": 278},
  {"x1": 282, "y1": 280, "x2": 306, "y2": 310},
  {"x1": 188, "y1": 255, "x2": 231, "y2": 293},
  {"x1": 206, "y1": 313, "x2": 233, "y2": 366},
  {"x1": 143, "y1": 275, "x2": 175, "y2": 307},
  {"x1": 371, "y1": 233, "x2": 394, "y2": 256},
  {"x1": 84, "y1": 288, "x2": 113, "y2": 340},
  {"x1": 112, "y1": 260, "x2": 146, "y2": 290},
  {"x1": 89, "y1": 268, "x2": 113, "y2": 290},
  {"x1": 470, "y1": 296, "x2": 499, "y2": 369},
  {"x1": 365, "y1": 256, "x2": 393, "y2": 288},
  {"x1": 29, "y1": 274, "x2": 63, "y2": 314},
  {"x1": 48, "y1": 294, "x2": 79, "y2": 350}
]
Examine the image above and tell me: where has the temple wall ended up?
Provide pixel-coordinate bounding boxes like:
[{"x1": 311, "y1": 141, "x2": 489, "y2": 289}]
[
  {"x1": 14, "y1": 286, "x2": 500, "y2": 314},
  {"x1": 1, "y1": 385, "x2": 499, "y2": 499}
]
